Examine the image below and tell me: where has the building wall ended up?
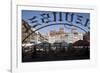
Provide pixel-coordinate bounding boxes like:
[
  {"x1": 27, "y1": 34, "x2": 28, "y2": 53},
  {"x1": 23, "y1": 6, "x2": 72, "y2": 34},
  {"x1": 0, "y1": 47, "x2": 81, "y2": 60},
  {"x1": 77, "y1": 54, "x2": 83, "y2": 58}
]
[
  {"x1": 22, "y1": 20, "x2": 48, "y2": 44},
  {"x1": 22, "y1": 20, "x2": 37, "y2": 43}
]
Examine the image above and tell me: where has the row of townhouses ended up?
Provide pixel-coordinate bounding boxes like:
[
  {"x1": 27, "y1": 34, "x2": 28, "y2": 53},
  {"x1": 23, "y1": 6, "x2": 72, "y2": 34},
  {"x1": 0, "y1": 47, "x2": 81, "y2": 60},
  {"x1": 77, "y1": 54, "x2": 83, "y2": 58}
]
[{"x1": 22, "y1": 20, "x2": 89, "y2": 44}]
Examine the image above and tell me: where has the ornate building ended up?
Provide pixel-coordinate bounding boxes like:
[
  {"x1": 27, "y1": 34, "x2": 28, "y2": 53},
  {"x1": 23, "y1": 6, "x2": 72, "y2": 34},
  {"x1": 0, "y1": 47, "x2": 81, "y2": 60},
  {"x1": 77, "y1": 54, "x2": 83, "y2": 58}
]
[
  {"x1": 69, "y1": 27, "x2": 83, "y2": 43},
  {"x1": 48, "y1": 27, "x2": 83, "y2": 43},
  {"x1": 48, "y1": 27, "x2": 68, "y2": 43}
]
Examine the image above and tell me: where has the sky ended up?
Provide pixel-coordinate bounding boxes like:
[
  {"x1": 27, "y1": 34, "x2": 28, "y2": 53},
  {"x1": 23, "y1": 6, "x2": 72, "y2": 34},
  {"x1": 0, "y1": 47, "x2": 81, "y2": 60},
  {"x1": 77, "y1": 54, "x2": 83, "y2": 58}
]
[{"x1": 22, "y1": 10, "x2": 90, "y2": 35}]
